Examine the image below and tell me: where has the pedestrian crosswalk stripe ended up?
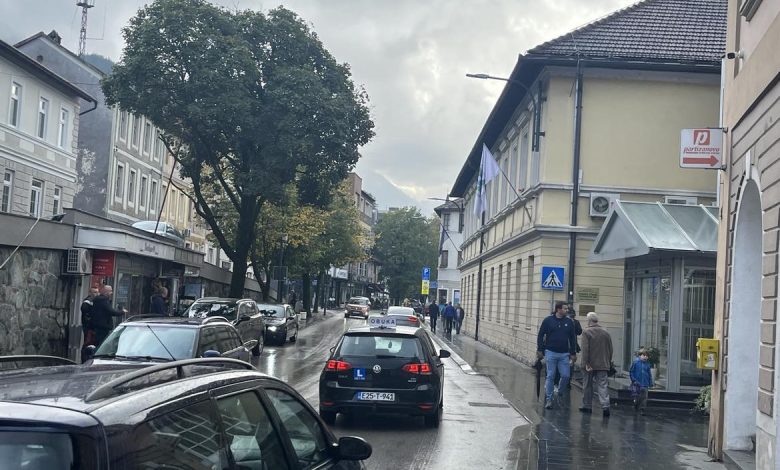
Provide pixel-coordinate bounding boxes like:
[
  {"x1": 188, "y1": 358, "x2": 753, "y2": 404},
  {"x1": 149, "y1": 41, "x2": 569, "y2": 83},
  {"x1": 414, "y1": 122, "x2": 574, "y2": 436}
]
[{"x1": 542, "y1": 270, "x2": 563, "y2": 289}]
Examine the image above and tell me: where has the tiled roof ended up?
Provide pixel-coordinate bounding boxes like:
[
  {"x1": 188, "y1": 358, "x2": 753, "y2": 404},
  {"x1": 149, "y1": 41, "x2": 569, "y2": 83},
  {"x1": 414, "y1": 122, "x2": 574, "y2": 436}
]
[{"x1": 527, "y1": 0, "x2": 726, "y2": 64}]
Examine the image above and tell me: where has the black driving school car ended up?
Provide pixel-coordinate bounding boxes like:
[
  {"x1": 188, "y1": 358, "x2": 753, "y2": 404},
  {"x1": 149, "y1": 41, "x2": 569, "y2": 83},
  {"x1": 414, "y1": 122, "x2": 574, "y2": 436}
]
[
  {"x1": 319, "y1": 321, "x2": 450, "y2": 428},
  {"x1": 0, "y1": 356, "x2": 371, "y2": 470}
]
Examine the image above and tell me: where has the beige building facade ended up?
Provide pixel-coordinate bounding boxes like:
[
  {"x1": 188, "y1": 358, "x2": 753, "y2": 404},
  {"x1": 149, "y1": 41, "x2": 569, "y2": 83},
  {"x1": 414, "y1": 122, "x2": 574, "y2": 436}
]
[
  {"x1": 708, "y1": 1, "x2": 780, "y2": 468},
  {"x1": 452, "y1": 1, "x2": 725, "y2": 383}
]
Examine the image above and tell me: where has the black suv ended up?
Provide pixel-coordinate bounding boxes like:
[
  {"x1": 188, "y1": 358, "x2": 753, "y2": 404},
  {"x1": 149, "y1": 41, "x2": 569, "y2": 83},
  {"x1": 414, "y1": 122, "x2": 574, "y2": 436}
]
[
  {"x1": 185, "y1": 298, "x2": 266, "y2": 356},
  {"x1": 86, "y1": 316, "x2": 259, "y2": 363},
  {"x1": 319, "y1": 325, "x2": 450, "y2": 428},
  {"x1": 0, "y1": 356, "x2": 372, "y2": 469}
]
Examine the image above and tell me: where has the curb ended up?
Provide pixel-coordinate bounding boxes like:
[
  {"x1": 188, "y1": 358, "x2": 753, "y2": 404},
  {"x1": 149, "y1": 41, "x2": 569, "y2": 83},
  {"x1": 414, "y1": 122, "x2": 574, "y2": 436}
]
[{"x1": 423, "y1": 325, "x2": 480, "y2": 375}]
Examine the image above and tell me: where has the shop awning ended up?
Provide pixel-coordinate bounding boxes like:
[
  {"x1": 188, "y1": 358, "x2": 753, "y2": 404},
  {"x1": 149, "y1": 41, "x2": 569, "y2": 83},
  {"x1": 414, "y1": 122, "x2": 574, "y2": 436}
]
[{"x1": 589, "y1": 201, "x2": 719, "y2": 263}]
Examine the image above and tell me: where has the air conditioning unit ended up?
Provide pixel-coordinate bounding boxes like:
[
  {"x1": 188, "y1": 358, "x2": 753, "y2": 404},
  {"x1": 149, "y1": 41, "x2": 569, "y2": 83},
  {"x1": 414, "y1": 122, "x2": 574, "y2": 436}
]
[
  {"x1": 64, "y1": 248, "x2": 92, "y2": 275},
  {"x1": 664, "y1": 195, "x2": 698, "y2": 205},
  {"x1": 221, "y1": 260, "x2": 233, "y2": 271},
  {"x1": 589, "y1": 193, "x2": 618, "y2": 218}
]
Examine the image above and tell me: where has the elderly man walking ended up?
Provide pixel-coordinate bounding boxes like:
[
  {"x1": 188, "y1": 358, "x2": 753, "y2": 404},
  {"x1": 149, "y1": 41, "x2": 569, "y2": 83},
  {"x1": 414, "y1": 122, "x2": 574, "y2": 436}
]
[{"x1": 578, "y1": 312, "x2": 614, "y2": 417}]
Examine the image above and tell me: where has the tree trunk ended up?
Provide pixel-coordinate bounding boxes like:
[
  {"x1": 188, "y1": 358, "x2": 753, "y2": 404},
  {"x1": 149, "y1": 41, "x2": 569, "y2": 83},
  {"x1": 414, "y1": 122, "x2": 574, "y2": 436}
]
[
  {"x1": 313, "y1": 270, "x2": 324, "y2": 312},
  {"x1": 228, "y1": 199, "x2": 257, "y2": 298},
  {"x1": 302, "y1": 272, "x2": 312, "y2": 315}
]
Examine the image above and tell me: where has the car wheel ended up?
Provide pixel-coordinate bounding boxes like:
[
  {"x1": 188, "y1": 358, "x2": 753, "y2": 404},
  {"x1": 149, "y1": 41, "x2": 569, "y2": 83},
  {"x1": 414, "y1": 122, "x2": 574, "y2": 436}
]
[
  {"x1": 252, "y1": 334, "x2": 264, "y2": 357},
  {"x1": 320, "y1": 409, "x2": 337, "y2": 425},
  {"x1": 424, "y1": 403, "x2": 442, "y2": 428},
  {"x1": 290, "y1": 326, "x2": 298, "y2": 342}
]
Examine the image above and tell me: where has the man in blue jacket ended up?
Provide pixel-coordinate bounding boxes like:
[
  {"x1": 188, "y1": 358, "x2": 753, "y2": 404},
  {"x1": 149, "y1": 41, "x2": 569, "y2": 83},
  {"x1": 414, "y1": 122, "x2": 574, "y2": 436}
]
[
  {"x1": 537, "y1": 301, "x2": 578, "y2": 409},
  {"x1": 442, "y1": 302, "x2": 457, "y2": 340}
]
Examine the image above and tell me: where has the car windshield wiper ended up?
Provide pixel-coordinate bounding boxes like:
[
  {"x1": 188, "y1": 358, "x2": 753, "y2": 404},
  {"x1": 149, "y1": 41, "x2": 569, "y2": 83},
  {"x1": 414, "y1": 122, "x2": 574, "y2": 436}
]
[
  {"x1": 374, "y1": 355, "x2": 402, "y2": 359},
  {"x1": 93, "y1": 354, "x2": 172, "y2": 361}
]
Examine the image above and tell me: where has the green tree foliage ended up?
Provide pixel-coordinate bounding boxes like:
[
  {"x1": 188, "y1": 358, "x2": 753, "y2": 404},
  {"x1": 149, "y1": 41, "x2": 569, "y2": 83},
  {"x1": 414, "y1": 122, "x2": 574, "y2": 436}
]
[
  {"x1": 102, "y1": 0, "x2": 373, "y2": 296},
  {"x1": 373, "y1": 208, "x2": 439, "y2": 304}
]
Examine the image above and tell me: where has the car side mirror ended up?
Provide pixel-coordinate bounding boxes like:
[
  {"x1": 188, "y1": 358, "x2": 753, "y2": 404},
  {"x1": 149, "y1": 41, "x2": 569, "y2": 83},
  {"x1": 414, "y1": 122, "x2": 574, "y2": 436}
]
[
  {"x1": 243, "y1": 340, "x2": 258, "y2": 351},
  {"x1": 202, "y1": 350, "x2": 221, "y2": 358},
  {"x1": 332, "y1": 436, "x2": 372, "y2": 461},
  {"x1": 83, "y1": 345, "x2": 96, "y2": 360},
  {"x1": 330, "y1": 346, "x2": 336, "y2": 353},
  {"x1": 439, "y1": 350, "x2": 451, "y2": 358},
  {"x1": 239, "y1": 314, "x2": 251, "y2": 322}
]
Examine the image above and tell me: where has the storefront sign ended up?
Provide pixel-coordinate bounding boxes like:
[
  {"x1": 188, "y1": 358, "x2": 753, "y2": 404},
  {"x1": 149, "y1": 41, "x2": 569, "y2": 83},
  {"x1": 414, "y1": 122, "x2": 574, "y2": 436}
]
[
  {"x1": 575, "y1": 287, "x2": 600, "y2": 304},
  {"x1": 75, "y1": 226, "x2": 176, "y2": 260},
  {"x1": 330, "y1": 267, "x2": 348, "y2": 279},
  {"x1": 680, "y1": 128, "x2": 722, "y2": 169},
  {"x1": 92, "y1": 250, "x2": 115, "y2": 277}
]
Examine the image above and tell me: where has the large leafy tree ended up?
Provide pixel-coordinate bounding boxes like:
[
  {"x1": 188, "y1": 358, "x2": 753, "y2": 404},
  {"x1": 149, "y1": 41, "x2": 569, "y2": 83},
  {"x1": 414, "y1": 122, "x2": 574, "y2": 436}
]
[
  {"x1": 102, "y1": 0, "x2": 374, "y2": 296},
  {"x1": 373, "y1": 208, "x2": 439, "y2": 304}
]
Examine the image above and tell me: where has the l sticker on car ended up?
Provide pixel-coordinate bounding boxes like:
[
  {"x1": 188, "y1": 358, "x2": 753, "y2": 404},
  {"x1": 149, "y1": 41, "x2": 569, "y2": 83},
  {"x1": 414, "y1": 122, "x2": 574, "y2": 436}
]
[{"x1": 354, "y1": 368, "x2": 366, "y2": 381}]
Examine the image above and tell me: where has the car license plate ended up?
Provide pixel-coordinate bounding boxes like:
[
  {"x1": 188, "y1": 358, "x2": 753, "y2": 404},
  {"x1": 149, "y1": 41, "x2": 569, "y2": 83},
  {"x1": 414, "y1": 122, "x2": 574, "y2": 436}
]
[{"x1": 356, "y1": 391, "x2": 395, "y2": 401}]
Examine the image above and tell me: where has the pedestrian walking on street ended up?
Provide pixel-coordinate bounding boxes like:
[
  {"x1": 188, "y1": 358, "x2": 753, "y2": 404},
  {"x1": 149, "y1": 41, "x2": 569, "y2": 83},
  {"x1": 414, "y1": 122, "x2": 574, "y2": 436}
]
[
  {"x1": 428, "y1": 302, "x2": 439, "y2": 333},
  {"x1": 289, "y1": 289, "x2": 297, "y2": 308},
  {"x1": 537, "y1": 301, "x2": 577, "y2": 409},
  {"x1": 80, "y1": 287, "x2": 99, "y2": 363},
  {"x1": 91, "y1": 285, "x2": 127, "y2": 347},
  {"x1": 578, "y1": 312, "x2": 614, "y2": 417},
  {"x1": 554, "y1": 305, "x2": 583, "y2": 390},
  {"x1": 443, "y1": 302, "x2": 456, "y2": 340},
  {"x1": 455, "y1": 303, "x2": 465, "y2": 334},
  {"x1": 630, "y1": 348, "x2": 654, "y2": 415}
]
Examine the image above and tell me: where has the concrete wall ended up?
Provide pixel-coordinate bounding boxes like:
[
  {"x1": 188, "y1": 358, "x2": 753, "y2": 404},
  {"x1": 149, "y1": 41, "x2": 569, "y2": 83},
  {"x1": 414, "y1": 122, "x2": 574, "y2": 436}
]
[
  {"x1": 709, "y1": 2, "x2": 780, "y2": 465},
  {"x1": 0, "y1": 247, "x2": 70, "y2": 356}
]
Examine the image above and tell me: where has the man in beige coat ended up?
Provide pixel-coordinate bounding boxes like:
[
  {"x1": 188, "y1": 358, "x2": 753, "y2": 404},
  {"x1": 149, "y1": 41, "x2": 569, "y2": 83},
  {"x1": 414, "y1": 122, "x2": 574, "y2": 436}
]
[{"x1": 579, "y1": 312, "x2": 614, "y2": 417}]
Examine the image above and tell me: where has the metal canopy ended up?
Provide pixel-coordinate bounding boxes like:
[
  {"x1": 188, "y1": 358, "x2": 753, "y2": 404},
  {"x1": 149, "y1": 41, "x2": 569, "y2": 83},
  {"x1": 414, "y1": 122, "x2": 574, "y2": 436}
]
[{"x1": 589, "y1": 201, "x2": 719, "y2": 263}]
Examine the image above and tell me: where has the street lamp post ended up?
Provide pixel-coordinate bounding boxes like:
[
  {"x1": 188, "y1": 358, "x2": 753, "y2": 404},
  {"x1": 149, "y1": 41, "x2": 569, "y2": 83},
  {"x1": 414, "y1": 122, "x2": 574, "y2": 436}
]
[
  {"x1": 279, "y1": 233, "x2": 288, "y2": 303},
  {"x1": 466, "y1": 73, "x2": 544, "y2": 152}
]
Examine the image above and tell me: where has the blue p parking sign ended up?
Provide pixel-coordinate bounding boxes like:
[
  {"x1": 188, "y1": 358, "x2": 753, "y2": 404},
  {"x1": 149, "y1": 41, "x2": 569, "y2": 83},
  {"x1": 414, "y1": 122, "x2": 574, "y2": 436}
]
[{"x1": 541, "y1": 266, "x2": 565, "y2": 291}]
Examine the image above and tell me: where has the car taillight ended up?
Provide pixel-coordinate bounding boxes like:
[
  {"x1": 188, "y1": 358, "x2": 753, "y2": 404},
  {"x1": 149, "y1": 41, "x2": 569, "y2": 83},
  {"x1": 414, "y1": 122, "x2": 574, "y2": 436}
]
[
  {"x1": 408, "y1": 316, "x2": 418, "y2": 323},
  {"x1": 325, "y1": 360, "x2": 352, "y2": 371},
  {"x1": 402, "y1": 363, "x2": 432, "y2": 375}
]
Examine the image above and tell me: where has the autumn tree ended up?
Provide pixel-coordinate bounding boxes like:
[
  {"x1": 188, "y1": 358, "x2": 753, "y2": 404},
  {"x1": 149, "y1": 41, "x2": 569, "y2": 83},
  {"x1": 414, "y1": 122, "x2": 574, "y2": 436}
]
[
  {"x1": 373, "y1": 208, "x2": 439, "y2": 304},
  {"x1": 102, "y1": 0, "x2": 373, "y2": 296}
]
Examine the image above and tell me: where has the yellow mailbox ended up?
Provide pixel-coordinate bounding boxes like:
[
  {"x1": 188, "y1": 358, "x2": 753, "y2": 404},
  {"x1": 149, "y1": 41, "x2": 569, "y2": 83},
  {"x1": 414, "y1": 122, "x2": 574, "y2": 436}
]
[{"x1": 696, "y1": 338, "x2": 719, "y2": 370}]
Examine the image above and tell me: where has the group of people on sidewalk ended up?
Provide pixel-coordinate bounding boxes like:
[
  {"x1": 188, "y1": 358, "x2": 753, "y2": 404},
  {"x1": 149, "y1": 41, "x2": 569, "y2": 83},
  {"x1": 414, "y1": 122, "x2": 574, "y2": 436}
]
[
  {"x1": 426, "y1": 301, "x2": 464, "y2": 340},
  {"x1": 80, "y1": 285, "x2": 127, "y2": 361},
  {"x1": 536, "y1": 301, "x2": 653, "y2": 416}
]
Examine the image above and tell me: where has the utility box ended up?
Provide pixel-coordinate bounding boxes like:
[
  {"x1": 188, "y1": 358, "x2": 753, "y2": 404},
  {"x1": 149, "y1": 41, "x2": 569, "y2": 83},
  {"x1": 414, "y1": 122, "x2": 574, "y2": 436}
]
[{"x1": 696, "y1": 338, "x2": 719, "y2": 370}]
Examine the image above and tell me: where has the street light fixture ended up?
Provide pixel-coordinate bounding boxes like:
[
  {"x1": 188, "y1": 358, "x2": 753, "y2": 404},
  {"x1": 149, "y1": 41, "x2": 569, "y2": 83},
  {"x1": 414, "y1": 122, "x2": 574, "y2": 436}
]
[{"x1": 466, "y1": 72, "x2": 544, "y2": 151}]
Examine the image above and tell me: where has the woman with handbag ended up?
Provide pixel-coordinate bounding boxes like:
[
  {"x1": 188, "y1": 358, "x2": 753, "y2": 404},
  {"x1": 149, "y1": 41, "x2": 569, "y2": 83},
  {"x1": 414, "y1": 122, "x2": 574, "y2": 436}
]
[{"x1": 630, "y1": 349, "x2": 654, "y2": 415}]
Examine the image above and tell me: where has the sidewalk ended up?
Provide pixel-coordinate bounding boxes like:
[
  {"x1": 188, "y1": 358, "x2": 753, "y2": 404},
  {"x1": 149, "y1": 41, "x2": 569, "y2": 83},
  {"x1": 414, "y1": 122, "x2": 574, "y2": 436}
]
[{"x1": 429, "y1": 327, "x2": 725, "y2": 470}]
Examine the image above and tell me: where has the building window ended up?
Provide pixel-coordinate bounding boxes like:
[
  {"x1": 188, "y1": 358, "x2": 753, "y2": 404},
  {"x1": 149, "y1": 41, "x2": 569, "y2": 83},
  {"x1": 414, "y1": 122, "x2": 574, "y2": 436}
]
[
  {"x1": 489, "y1": 268, "x2": 494, "y2": 321},
  {"x1": 208, "y1": 247, "x2": 215, "y2": 264},
  {"x1": 505, "y1": 262, "x2": 511, "y2": 324},
  {"x1": 439, "y1": 250, "x2": 448, "y2": 268},
  {"x1": 143, "y1": 121, "x2": 152, "y2": 153},
  {"x1": 52, "y1": 185, "x2": 61, "y2": 215},
  {"x1": 497, "y1": 264, "x2": 503, "y2": 324},
  {"x1": 2, "y1": 170, "x2": 14, "y2": 213},
  {"x1": 171, "y1": 189, "x2": 178, "y2": 219},
  {"x1": 515, "y1": 259, "x2": 523, "y2": 326},
  {"x1": 153, "y1": 133, "x2": 161, "y2": 160},
  {"x1": 519, "y1": 131, "x2": 529, "y2": 190},
  {"x1": 131, "y1": 115, "x2": 140, "y2": 148},
  {"x1": 526, "y1": 256, "x2": 535, "y2": 323},
  {"x1": 139, "y1": 176, "x2": 148, "y2": 209},
  {"x1": 457, "y1": 250, "x2": 462, "y2": 266},
  {"x1": 128, "y1": 169, "x2": 137, "y2": 205},
  {"x1": 118, "y1": 110, "x2": 128, "y2": 141},
  {"x1": 114, "y1": 163, "x2": 124, "y2": 199},
  {"x1": 150, "y1": 180, "x2": 158, "y2": 212},
  {"x1": 37, "y1": 97, "x2": 49, "y2": 139},
  {"x1": 58, "y1": 108, "x2": 70, "y2": 148},
  {"x1": 29, "y1": 179, "x2": 43, "y2": 217},
  {"x1": 442, "y1": 213, "x2": 450, "y2": 231},
  {"x1": 458, "y1": 211, "x2": 464, "y2": 233},
  {"x1": 8, "y1": 82, "x2": 21, "y2": 127}
]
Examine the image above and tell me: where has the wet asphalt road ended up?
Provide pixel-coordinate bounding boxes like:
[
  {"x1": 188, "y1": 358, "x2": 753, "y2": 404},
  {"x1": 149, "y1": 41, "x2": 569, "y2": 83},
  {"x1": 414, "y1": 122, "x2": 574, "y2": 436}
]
[{"x1": 252, "y1": 312, "x2": 528, "y2": 470}]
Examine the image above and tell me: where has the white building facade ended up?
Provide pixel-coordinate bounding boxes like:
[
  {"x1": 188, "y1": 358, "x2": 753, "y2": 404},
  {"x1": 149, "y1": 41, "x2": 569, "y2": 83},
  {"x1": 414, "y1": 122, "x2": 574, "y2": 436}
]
[{"x1": 433, "y1": 199, "x2": 464, "y2": 305}]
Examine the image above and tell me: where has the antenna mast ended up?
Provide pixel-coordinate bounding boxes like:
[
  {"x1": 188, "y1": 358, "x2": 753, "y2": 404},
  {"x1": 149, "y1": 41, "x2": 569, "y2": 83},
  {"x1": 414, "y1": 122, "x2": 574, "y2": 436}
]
[{"x1": 76, "y1": 0, "x2": 95, "y2": 56}]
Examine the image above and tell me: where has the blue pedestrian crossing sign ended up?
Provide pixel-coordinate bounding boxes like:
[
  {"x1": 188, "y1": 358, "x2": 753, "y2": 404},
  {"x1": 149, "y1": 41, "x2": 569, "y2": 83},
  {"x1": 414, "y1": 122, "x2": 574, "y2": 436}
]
[
  {"x1": 422, "y1": 267, "x2": 431, "y2": 281},
  {"x1": 541, "y1": 266, "x2": 565, "y2": 290}
]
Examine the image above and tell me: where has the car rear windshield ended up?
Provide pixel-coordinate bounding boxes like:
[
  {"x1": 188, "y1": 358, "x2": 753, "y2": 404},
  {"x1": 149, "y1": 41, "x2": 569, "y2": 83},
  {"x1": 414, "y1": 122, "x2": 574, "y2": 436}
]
[
  {"x1": 0, "y1": 431, "x2": 78, "y2": 469},
  {"x1": 257, "y1": 305, "x2": 285, "y2": 317},
  {"x1": 188, "y1": 302, "x2": 237, "y2": 320},
  {"x1": 347, "y1": 298, "x2": 369, "y2": 305},
  {"x1": 95, "y1": 325, "x2": 197, "y2": 360},
  {"x1": 338, "y1": 335, "x2": 422, "y2": 358}
]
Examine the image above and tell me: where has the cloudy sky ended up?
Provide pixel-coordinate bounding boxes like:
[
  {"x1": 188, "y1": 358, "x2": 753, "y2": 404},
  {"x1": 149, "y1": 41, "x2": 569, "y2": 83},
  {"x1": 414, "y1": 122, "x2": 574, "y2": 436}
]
[{"x1": 1, "y1": 0, "x2": 634, "y2": 214}]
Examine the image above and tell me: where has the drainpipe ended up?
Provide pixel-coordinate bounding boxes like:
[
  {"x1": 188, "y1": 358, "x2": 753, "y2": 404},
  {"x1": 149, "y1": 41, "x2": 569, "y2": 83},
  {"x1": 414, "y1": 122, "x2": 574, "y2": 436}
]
[
  {"x1": 78, "y1": 97, "x2": 97, "y2": 116},
  {"x1": 567, "y1": 62, "x2": 584, "y2": 304}
]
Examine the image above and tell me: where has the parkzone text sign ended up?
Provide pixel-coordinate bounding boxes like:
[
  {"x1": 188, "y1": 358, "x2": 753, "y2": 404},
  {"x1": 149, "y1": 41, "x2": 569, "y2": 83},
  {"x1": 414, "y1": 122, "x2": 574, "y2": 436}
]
[{"x1": 680, "y1": 128, "x2": 723, "y2": 169}]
